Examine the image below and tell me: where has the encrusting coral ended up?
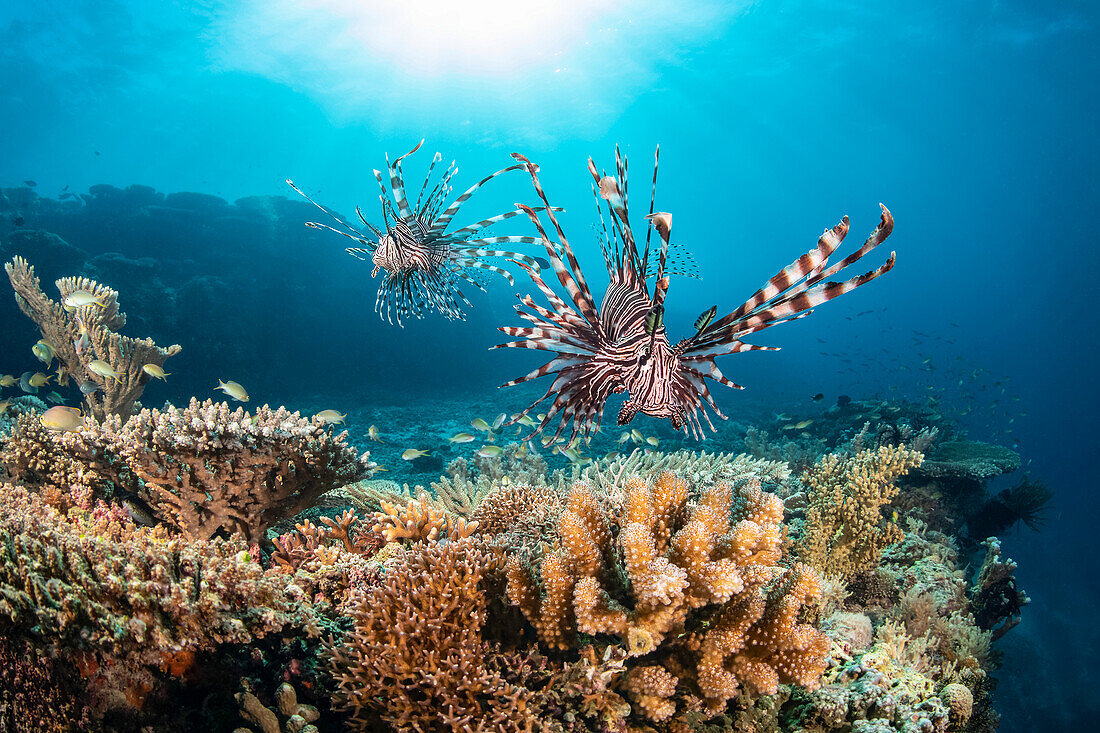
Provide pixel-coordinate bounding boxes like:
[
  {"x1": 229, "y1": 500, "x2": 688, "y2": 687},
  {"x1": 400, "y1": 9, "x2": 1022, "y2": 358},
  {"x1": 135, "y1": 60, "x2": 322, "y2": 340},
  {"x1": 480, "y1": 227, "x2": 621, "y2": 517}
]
[
  {"x1": 795, "y1": 445, "x2": 923, "y2": 579},
  {"x1": 507, "y1": 470, "x2": 830, "y2": 718},
  {"x1": 5, "y1": 255, "x2": 181, "y2": 420}
]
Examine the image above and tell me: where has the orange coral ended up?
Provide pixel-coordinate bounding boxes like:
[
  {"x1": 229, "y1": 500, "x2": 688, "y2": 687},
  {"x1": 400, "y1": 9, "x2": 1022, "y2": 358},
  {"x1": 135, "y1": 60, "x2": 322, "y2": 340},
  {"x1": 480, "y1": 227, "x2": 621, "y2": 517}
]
[
  {"x1": 506, "y1": 471, "x2": 829, "y2": 718},
  {"x1": 328, "y1": 538, "x2": 538, "y2": 732},
  {"x1": 371, "y1": 493, "x2": 479, "y2": 543}
]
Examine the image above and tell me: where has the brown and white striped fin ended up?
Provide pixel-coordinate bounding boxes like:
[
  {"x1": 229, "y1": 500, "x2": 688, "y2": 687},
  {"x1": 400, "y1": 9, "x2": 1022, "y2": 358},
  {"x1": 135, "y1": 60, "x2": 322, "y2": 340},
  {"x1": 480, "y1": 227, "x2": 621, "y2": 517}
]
[{"x1": 426, "y1": 163, "x2": 525, "y2": 237}]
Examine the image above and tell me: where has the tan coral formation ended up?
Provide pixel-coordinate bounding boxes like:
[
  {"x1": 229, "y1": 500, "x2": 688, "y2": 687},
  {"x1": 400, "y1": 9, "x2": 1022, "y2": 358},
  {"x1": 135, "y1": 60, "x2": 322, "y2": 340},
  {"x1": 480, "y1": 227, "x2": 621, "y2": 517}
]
[
  {"x1": 507, "y1": 470, "x2": 829, "y2": 717},
  {"x1": 371, "y1": 493, "x2": 480, "y2": 543},
  {"x1": 795, "y1": 445, "x2": 923, "y2": 579},
  {"x1": 97, "y1": 398, "x2": 373, "y2": 542},
  {"x1": 5, "y1": 255, "x2": 181, "y2": 420}
]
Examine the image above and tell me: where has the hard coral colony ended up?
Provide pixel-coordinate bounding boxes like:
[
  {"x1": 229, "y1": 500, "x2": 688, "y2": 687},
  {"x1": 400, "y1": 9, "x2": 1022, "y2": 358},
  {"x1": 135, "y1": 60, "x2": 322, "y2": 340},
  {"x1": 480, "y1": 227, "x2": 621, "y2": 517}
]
[{"x1": 497, "y1": 148, "x2": 895, "y2": 443}]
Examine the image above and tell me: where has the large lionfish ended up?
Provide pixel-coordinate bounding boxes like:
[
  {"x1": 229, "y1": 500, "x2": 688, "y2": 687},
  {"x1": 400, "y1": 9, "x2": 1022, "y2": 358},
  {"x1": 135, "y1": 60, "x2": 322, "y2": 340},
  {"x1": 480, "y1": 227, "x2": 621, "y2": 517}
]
[
  {"x1": 496, "y1": 148, "x2": 895, "y2": 444},
  {"x1": 287, "y1": 140, "x2": 551, "y2": 325}
]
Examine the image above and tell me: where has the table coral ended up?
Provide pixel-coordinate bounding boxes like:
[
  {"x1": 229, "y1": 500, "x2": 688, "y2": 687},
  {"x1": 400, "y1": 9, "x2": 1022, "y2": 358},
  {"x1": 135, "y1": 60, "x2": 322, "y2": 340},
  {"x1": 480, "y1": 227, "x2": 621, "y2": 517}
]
[
  {"x1": 795, "y1": 445, "x2": 923, "y2": 579},
  {"x1": 96, "y1": 398, "x2": 374, "y2": 542},
  {"x1": 506, "y1": 470, "x2": 829, "y2": 718},
  {"x1": 5, "y1": 255, "x2": 181, "y2": 420}
]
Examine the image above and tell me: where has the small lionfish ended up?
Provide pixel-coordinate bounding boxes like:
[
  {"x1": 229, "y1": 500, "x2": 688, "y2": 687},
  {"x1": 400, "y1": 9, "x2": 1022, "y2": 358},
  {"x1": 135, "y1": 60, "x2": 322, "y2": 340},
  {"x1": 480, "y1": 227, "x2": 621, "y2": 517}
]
[
  {"x1": 496, "y1": 147, "x2": 895, "y2": 444},
  {"x1": 288, "y1": 140, "x2": 553, "y2": 325}
]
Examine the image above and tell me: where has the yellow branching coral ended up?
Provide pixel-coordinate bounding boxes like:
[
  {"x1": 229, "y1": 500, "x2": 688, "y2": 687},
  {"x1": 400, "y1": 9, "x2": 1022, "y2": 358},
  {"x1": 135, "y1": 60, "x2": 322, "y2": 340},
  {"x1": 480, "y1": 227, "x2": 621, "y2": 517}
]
[
  {"x1": 5, "y1": 256, "x2": 181, "y2": 420},
  {"x1": 796, "y1": 445, "x2": 923, "y2": 579},
  {"x1": 506, "y1": 470, "x2": 829, "y2": 717},
  {"x1": 371, "y1": 493, "x2": 479, "y2": 543}
]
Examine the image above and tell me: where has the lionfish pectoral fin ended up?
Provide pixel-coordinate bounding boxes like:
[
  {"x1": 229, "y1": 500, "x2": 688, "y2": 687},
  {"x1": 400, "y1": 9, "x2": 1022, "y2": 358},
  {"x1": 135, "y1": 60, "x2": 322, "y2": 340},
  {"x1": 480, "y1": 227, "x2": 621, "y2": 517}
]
[{"x1": 617, "y1": 400, "x2": 640, "y2": 425}]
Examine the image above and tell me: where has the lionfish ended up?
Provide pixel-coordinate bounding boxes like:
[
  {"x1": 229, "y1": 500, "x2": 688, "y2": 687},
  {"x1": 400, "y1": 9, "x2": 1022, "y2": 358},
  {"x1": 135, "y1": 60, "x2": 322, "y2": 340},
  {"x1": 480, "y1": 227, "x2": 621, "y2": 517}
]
[
  {"x1": 496, "y1": 148, "x2": 896, "y2": 444},
  {"x1": 287, "y1": 140, "x2": 551, "y2": 325}
]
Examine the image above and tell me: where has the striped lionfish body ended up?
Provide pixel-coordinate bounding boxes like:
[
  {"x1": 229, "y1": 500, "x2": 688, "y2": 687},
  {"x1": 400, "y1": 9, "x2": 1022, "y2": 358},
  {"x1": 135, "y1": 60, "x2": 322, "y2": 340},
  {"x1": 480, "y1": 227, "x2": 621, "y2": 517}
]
[
  {"x1": 496, "y1": 148, "x2": 896, "y2": 444},
  {"x1": 288, "y1": 140, "x2": 551, "y2": 325}
]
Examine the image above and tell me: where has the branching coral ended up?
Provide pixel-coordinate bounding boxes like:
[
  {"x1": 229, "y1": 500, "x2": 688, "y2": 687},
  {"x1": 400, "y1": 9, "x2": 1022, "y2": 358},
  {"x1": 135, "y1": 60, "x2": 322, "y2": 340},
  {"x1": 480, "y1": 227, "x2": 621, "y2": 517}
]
[
  {"x1": 5, "y1": 255, "x2": 181, "y2": 420},
  {"x1": 507, "y1": 471, "x2": 829, "y2": 717},
  {"x1": 795, "y1": 445, "x2": 923, "y2": 579},
  {"x1": 970, "y1": 537, "x2": 1029, "y2": 640},
  {"x1": 328, "y1": 538, "x2": 540, "y2": 732},
  {"x1": 95, "y1": 398, "x2": 373, "y2": 542}
]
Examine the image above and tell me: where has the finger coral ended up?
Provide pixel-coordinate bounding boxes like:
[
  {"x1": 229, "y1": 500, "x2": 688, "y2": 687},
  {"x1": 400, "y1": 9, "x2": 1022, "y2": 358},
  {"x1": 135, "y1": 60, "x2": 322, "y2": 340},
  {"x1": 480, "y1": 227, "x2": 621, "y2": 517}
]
[
  {"x1": 95, "y1": 398, "x2": 374, "y2": 543},
  {"x1": 506, "y1": 470, "x2": 829, "y2": 717},
  {"x1": 5, "y1": 255, "x2": 181, "y2": 420},
  {"x1": 795, "y1": 445, "x2": 923, "y2": 579}
]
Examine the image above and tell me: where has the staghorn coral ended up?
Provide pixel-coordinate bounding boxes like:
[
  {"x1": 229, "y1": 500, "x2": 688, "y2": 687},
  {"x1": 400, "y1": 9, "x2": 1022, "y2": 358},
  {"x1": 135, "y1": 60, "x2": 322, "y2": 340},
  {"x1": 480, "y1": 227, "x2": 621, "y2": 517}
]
[
  {"x1": 0, "y1": 481, "x2": 329, "y2": 718},
  {"x1": 584, "y1": 449, "x2": 792, "y2": 498},
  {"x1": 5, "y1": 255, "x2": 181, "y2": 420},
  {"x1": 328, "y1": 537, "x2": 541, "y2": 732},
  {"x1": 95, "y1": 398, "x2": 373, "y2": 542},
  {"x1": 795, "y1": 445, "x2": 923, "y2": 579},
  {"x1": 507, "y1": 470, "x2": 829, "y2": 718}
]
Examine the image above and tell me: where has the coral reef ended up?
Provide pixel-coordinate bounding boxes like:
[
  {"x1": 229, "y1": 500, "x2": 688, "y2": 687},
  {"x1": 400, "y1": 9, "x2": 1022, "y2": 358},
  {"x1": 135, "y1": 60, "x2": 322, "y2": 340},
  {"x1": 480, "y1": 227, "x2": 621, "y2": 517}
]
[
  {"x1": 5, "y1": 255, "x2": 181, "y2": 420},
  {"x1": 0, "y1": 481, "x2": 332, "y2": 720}
]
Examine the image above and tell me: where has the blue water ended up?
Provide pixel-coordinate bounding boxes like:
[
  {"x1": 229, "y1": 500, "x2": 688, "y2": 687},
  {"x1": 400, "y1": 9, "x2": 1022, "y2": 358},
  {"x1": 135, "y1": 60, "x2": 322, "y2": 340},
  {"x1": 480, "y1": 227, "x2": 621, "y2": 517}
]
[{"x1": 2, "y1": 1, "x2": 1097, "y2": 728}]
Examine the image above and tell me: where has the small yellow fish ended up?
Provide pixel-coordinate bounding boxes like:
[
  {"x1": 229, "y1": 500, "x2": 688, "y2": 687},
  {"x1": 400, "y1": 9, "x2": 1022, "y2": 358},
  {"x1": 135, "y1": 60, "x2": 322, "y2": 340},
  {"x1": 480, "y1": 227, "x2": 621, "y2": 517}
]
[
  {"x1": 88, "y1": 360, "x2": 121, "y2": 383},
  {"x1": 315, "y1": 410, "x2": 346, "y2": 424},
  {"x1": 215, "y1": 379, "x2": 249, "y2": 401},
  {"x1": 0, "y1": 375, "x2": 16, "y2": 388},
  {"x1": 493, "y1": 413, "x2": 507, "y2": 430},
  {"x1": 32, "y1": 342, "x2": 54, "y2": 364},
  {"x1": 0, "y1": 400, "x2": 9, "y2": 414},
  {"x1": 891, "y1": 510, "x2": 899, "y2": 523},
  {"x1": 476, "y1": 445, "x2": 503, "y2": 458},
  {"x1": 449, "y1": 432, "x2": 475, "y2": 443},
  {"x1": 63, "y1": 290, "x2": 107, "y2": 308},
  {"x1": 470, "y1": 417, "x2": 492, "y2": 432},
  {"x1": 515, "y1": 414, "x2": 538, "y2": 428},
  {"x1": 40, "y1": 405, "x2": 83, "y2": 432},
  {"x1": 617, "y1": 432, "x2": 631, "y2": 444},
  {"x1": 402, "y1": 448, "x2": 430, "y2": 460},
  {"x1": 501, "y1": 475, "x2": 512, "y2": 486},
  {"x1": 794, "y1": 419, "x2": 814, "y2": 429},
  {"x1": 367, "y1": 425, "x2": 383, "y2": 442},
  {"x1": 646, "y1": 436, "x2": 659, "y2": 447},
  {"x1": 630, "y1": 429, "x2": 644, "y2": 444},
  {"x1": 536, "y1": 413, "x2": 546, "y2": 421},
  {"x1": 142, "y1": 364, "x2": 171, "y2": 381},
  {"x1": 28, "y1": 372, "x2": 51, "y2": 388}
]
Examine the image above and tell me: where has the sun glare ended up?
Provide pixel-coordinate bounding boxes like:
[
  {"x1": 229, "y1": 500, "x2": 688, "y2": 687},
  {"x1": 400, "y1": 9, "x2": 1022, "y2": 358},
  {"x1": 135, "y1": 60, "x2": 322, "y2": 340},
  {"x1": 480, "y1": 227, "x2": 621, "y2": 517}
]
[{"x1": 302, "y1": 0, "x2": 609, "y2": 76}]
